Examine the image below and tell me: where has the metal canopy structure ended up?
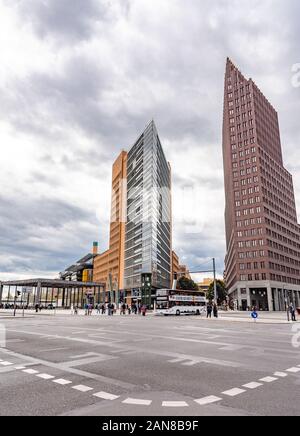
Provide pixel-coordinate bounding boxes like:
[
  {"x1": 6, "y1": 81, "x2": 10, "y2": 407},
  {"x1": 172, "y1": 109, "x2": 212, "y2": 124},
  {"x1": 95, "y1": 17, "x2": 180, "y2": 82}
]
[
  {"x1": 0, "y1": 278, "x2": 106, "y2": 309},
  {"x1": 0, "y1": 278, "x2": 104, "y2": 289}
]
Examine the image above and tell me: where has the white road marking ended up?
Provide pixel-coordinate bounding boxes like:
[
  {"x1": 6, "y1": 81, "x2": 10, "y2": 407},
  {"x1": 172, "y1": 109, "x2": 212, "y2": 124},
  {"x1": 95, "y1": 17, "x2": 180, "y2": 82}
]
[
  {"x1": 93, "y1": 392, "x2": 120, "y2": 401},
  {"x1": 194, "y1": 396, "x2": 222, "y2": 406},
  {"x1": 123, "y1": 398, "x2": 152, "y2": 406},
  {"x1": 168, "y1": 358, "x2": 187, "y2": 363},
  {"x1": 0, "y1": 361, "x2": 13, "y2": 366},
  {"x1": 243, "y1": 382, "x2": 263, "y2": 390},
  {"x1": 162, "y1": 401, "x2": 189, "y2": 408},
  {"x1": 222, "y1": 388, "x2": 246, "y2": 397},
  {"x1": 182, "y1": 361, "x2": 198, "y2": 366},
  {"x1": 286, "y1": 367, "x2": 300, "y2": 373},
  {"x1": 72, "y1": 385, "x2": 93, "y2": 392},
  {"x1": 53, "y1": 379, "x2": 72, "y2": 385},
  {"x1": 274, "y1": 372, "x2": 288, "y2": 378},
  {"x1": 23, "y1": 369, "x2": 39, "y2": 374},
  {"x1": 36, "y1": 373, "x2": 55, "y2": 380},
  {"x1": 40, "y1": 348, "x2": 67, "y2": 353},
  {"x1": 15, "y1": 366, "x2": 26, "y2": 370},
  {"x1": 260, "y1": 377, "x2": 278, "y2": 383}
]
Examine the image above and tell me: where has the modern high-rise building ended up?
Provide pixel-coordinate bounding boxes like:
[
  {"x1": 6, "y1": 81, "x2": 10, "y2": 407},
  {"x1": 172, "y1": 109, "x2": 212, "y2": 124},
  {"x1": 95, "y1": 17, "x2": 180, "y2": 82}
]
[
  {"x1": 94, "y1": 121, "x2": 173, "y2": 306},
  {"x1": 93, "y1": 151, "x2": 127, "y2": 292},
  {"x1": 223, "y1": 58, "x2": 300, "y2": 311}
]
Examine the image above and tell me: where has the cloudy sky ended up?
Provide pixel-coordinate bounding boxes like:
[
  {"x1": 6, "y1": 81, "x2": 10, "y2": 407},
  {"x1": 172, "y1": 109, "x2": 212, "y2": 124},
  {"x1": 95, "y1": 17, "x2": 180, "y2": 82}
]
[{"x1": 0, "y1": 0, "x2": 299, "y2": 282}]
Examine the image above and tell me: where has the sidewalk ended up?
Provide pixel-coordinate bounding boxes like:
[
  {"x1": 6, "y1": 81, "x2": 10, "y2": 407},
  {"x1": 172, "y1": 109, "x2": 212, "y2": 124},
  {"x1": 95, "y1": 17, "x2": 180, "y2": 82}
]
[{"x1": 216, "y1": 311, "x2": 299, "y2": 325}]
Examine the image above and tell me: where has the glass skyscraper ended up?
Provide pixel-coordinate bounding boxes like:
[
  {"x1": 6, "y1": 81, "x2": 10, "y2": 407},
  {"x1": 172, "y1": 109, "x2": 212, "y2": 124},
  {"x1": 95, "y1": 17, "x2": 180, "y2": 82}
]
[{"x1": 124, "y1": 121, "x2": 172, "y2": 297}]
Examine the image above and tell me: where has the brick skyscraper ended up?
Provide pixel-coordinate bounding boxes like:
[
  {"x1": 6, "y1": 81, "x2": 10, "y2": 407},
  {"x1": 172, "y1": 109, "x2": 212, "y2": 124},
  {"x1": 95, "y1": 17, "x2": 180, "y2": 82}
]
[{"x1": 223, "y1": 58, "x2": 300, "y2": 311}]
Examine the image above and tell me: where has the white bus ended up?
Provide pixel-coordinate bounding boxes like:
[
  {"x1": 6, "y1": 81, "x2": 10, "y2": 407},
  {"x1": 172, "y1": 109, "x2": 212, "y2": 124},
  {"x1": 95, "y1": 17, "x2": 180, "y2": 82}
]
[{"x1": 155, "y1": 289, "x2": 207, "y2": 316}]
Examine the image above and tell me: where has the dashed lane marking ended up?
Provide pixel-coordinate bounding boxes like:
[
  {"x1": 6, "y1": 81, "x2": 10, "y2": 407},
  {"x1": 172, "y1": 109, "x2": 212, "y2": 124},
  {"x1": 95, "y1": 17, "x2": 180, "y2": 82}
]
[
  {"x1": 93, "y1": 392, "x2": 120, "y2": 401},
  {"x1": 182, "y1": 361, "x2": 198, "y2": 366},
  {"x1": 36, "y1": 374, "x2": 55, "y2": 380},
  {"x1": 243, "y1": 382, "x2": 263, "y2": 390},
  {"x1": 14, "y1": 366, "x2": 26, "y2": 370},
  {"x1": 222, "y1": 388, "x2": 246, "y2": 397},
  {"x1": 194, "y1": 396, "x2": 222, "y2": 406},
  {"x1": 53, "y1": 378, "x2": 72, "y2": 385},
  {"x1": 122, "y1": 398, "x2": 152, "y2": 406},
  {"x1": 286, "y1": 367, "x2": 300, "y2": 373},
  {"x1": 274, "y1": 372, "x2": 288, "y2": 378},
  {"x1": 162, "y1": 401, "x2": 189, "y2": 408},
  {"x1": 72, "y1": 385, "x2": 93, "y2": 392},
  {"x1": 22, "y1": 369, "x2": 39, "y2": 375},
  {"x1": 259, "y1": 377, "x2": 278, "y2": 383},
  {"x1": 0, "y1": 361, "x2": 13, "y2": 366}
]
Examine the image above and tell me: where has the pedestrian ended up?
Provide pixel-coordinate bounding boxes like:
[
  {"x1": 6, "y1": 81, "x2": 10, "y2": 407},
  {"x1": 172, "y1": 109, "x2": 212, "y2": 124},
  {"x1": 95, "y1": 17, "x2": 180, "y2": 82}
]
[
  {"x1": 35, "y1": 304, "x2": 39, "y2": 313},
  {"x1": 101, "y1": 304, "x2": 106, "y2": 315},
  {"x1": 74, "y1": 305, "x2": 78, "y2": 315},
  {"x1": 141, "y1": 305, "x2": 147, "y2": 317},
  {"x1": 128, "y1": 305, "x2": 131, "y2": 315},
  {"x1": 290, "y1": 303, "x2": 297, "y2": 322},
  {"x1": 111, "y1": 303, "x2": 115, "y2": 316},
  {"x1": 88, "y1": 304, "x2": 93, "y2": 316},
  {"x1": 121, "y1": 303, "x2": 126, "y2": 316},
  {"x1": 213, "y1": 303, "x2": 218, "y2": 318},
  {"x1": 85, "y1": 303, "x2": 88, "y2": 316},
  {"x1": 207, "y1": 304, "x2": 212, "y2": 319}
]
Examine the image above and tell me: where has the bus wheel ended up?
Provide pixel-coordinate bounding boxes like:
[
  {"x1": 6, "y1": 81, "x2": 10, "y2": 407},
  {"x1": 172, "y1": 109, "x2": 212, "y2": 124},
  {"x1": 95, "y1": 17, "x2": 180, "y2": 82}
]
[
  {"x1": 176, "y1": 310, "x2": 181, "y2": 316},
  {"x1": 196, "y1": 310, "x2": 200, "y2": 316}
]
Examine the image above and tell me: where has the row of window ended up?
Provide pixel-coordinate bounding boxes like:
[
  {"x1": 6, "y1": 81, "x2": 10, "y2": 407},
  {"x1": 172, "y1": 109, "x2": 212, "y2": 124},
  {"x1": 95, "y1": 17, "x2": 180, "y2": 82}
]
[
  {"x1": 236, "y1": 207, "x2": 262, "y2": 217},
  {"x1": 238, "y1": 239, "x2": 264, "y2": 248},
  {"x1": 232, "y1": 157, "x2": 257, "y2": 166},
  {"x1": 237, "y1": 228, "x2": 264, "y2": 238},
  {"x1": 267, "y1": 238, "x2": 300, "y2": 259},
  {"x1": 233, "y1": 176, "x2": 259, "y2": 188},
  {"x1": 268, "y1": 250, "x2": 300, "y2": 267},
  {"x1": 237, "y1": 217, "x2": 263, "y2": 228},
  {"x1": 238, "y1": 250, "x2": 266, "y2": 259},
  {"x1": 239, "y1": 262, "x2": 265, "y2": 270},
  {"x1": 266, "y1": 218, "x2": 300, "y2": 242},
  {"x1": 240, "y1": 274, "x2": 267, "y2": 281},
  {"x1": 235, "y1": 197, "x2": 261, "y2": 207},
  {"x1": 264, "y1": 207, "x2": 300, "y2": 236}
]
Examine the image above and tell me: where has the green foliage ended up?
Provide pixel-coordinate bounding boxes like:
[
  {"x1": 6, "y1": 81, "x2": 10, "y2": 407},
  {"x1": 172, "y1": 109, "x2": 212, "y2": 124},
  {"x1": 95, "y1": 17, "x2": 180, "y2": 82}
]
[
  {"x1": 207, "y1": 280, "x2": 227, "y2": 304},
  {"x1": 178, "y1": 276, "x2": 199, "y2": 291}
]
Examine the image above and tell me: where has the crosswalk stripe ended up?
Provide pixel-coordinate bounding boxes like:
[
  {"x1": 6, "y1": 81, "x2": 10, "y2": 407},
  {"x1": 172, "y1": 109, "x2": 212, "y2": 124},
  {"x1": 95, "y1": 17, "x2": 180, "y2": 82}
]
[{"x1": 93, "y1": 392, "x2": 119, "y2": 401}]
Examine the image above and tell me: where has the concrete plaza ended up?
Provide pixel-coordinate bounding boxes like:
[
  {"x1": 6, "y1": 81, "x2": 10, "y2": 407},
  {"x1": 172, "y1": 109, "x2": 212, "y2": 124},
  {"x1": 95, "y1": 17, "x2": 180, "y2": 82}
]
[{"x1": 0, "y1": 312, "x2": 299, "y2": 416}]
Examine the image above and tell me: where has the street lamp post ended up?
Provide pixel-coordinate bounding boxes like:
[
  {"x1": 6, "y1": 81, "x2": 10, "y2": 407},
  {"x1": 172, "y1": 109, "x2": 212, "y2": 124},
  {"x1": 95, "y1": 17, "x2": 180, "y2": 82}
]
[{"x1": 213, "y1": 258, "x2": 217, "y2": 304}]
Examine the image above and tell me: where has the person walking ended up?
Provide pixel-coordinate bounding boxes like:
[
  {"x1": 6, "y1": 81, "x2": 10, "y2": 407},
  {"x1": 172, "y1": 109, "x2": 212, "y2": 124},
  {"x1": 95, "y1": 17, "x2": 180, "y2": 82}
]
[
  {"x1": 101, "y1": 304, "x2": 106, "y2": 315},
  {"x1": 290, "y1": 303, "x2": 297, "y2": 322},
  {"x1": 213, "y1": 303, "x2": 218, "y2": 319},
  {"x1": 141, "y1": 305, "x2": 147, "y2": 317},
  {"x1": 207, "y1": 303, "x2": 212, "y2": 319},
  {"x1": 121, "y1": 303, "x2": 126, "y2": 316}
]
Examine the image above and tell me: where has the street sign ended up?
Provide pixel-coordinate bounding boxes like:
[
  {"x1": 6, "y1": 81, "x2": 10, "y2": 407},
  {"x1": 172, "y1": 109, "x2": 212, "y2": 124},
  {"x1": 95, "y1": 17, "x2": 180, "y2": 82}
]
[
  {"x1": 22, "y1": 287, "x2": 33, "y2": 294},
  {"x1": 251, "y1": 311, "x2": 258, "y2": 320}
]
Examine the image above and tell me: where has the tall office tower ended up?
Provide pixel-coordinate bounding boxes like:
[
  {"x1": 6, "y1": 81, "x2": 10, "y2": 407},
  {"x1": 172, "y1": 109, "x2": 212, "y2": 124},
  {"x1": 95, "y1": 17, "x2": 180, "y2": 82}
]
[
  {"x1": 223, "y1": 58, "x2": 300, "y2": 311},
  {"x1": 93, "y1": 151, "x2": 127, "y2": 292},
  {"x1": 124, "y1": 121, "x2": 172, "y2": 304}
]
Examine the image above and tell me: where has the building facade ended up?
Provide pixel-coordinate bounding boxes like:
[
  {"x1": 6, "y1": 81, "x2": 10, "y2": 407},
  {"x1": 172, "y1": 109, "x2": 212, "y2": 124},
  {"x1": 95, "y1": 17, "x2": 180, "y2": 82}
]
[
  {"x1": 93, "y1": 151, "x2": 127, "y2": 294},
  {"x1": 94, "y1": 121, "x2": 172, "y2": 305},
  {"x1": 124, "y1": 121, "x2": 172, "y2": 304},
  {"x1": 223, "y1": 58, "x2": 300, "y2": 311}
]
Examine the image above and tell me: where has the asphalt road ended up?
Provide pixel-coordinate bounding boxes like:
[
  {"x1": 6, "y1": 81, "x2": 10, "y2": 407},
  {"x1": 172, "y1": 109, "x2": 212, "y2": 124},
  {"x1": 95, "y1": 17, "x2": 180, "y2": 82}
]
[{"x1": 0, "y1": 313, "x2": 299, "y2": 416}]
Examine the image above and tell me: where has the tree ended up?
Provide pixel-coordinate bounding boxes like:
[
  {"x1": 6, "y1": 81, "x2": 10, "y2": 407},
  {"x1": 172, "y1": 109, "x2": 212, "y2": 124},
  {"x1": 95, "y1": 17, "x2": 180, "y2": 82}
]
[
  {"x1": 207, "y1": 280, "x2": 227, "y2": 304},
  {"x1": 178, "y1": 276, "x2": 199, "y2": 291}
]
